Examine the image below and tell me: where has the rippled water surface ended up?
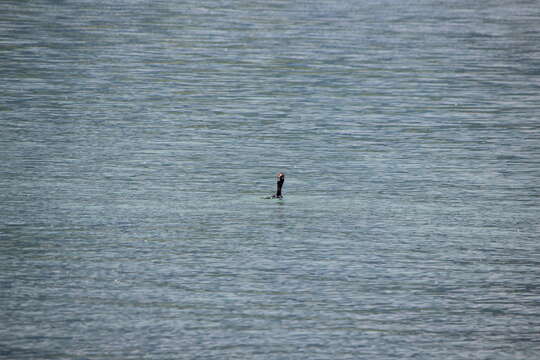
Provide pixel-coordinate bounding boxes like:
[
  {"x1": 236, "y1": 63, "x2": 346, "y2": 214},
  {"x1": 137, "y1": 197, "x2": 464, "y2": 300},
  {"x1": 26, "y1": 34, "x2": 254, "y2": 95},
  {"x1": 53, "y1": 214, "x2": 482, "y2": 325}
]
[{"x1": 1, "y1": 0, "x2": 540, "y2": 359}]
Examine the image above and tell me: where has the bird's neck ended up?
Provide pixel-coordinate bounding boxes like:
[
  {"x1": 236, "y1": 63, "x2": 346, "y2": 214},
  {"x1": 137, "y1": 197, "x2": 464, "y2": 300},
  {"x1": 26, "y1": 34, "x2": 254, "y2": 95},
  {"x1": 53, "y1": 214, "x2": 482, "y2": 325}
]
[{"x1": 275, "y1": 181, "x2": 283, "y2": 197}]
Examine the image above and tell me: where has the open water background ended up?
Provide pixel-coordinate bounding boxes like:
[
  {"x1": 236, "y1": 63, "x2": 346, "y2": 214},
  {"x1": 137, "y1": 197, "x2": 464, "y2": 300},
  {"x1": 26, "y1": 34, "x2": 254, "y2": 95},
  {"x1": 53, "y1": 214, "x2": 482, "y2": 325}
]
[{"x1": 1, "y1": 0, "x2": 540, "y2": 359}]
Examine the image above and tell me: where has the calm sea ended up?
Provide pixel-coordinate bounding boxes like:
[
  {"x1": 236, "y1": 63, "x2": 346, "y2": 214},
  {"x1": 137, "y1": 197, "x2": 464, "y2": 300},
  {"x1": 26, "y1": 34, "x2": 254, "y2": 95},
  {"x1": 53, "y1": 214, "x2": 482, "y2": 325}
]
[{"x1": 1, "y1": 0, "x2": 539, "y2": 359}]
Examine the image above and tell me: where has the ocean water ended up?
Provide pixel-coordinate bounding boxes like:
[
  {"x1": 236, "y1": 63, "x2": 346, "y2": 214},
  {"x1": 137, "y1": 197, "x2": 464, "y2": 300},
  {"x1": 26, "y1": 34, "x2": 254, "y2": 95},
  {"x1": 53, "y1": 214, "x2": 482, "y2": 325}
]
[{"x1": 1, "y1": 0, "x2": 539, "y2": 359}]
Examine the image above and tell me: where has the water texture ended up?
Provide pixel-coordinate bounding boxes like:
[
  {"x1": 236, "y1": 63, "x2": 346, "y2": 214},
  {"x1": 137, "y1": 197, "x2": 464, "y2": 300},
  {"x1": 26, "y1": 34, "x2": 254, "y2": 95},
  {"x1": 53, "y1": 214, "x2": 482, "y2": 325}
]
[{"x1": 1, "y1": 0, "x2": 539, "y2": 359}]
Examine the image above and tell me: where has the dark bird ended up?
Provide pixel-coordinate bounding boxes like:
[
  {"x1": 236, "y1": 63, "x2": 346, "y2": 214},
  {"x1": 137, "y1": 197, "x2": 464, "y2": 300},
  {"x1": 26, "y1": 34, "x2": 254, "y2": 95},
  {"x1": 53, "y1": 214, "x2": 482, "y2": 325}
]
[{"x1": 271, "y1": 172, "x2": 285, "y2": 199}]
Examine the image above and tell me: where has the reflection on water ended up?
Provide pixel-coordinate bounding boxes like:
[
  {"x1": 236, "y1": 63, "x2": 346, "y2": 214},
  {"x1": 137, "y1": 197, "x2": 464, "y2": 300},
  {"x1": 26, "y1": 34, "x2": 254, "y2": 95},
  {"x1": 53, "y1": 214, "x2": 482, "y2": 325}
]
[{"x1": 1, "y1": 0, "x2": 539, "y2": 359}]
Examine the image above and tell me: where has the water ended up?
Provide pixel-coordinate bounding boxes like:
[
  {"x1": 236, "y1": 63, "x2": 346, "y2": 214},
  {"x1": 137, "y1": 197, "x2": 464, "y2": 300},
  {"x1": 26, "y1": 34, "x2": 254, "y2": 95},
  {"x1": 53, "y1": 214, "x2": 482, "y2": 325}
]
[{"x1": 1, "y1": 0, "x2": 540, "y2": 358}]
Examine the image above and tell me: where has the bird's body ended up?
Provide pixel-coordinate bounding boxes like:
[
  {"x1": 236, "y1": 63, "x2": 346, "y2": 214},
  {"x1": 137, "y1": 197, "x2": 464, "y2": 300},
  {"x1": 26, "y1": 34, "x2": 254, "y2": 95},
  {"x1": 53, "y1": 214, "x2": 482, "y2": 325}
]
[{"x1": 268, "y1": 172, "x2": 285, "y2": 199}]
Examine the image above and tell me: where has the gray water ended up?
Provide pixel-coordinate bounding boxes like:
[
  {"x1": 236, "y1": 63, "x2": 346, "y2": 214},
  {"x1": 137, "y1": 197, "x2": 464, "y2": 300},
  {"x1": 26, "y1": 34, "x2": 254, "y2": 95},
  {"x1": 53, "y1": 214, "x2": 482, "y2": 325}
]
[{"x1": 1, "y1": 0, "x2": 540, "y2": 359}]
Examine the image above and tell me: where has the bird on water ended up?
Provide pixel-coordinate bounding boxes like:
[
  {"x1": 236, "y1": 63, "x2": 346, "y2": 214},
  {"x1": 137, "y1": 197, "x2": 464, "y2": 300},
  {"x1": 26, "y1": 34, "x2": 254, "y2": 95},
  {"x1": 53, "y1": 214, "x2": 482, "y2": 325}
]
[{"x1": 271, "y1": 172, "x2": 285, "y2": 199}]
